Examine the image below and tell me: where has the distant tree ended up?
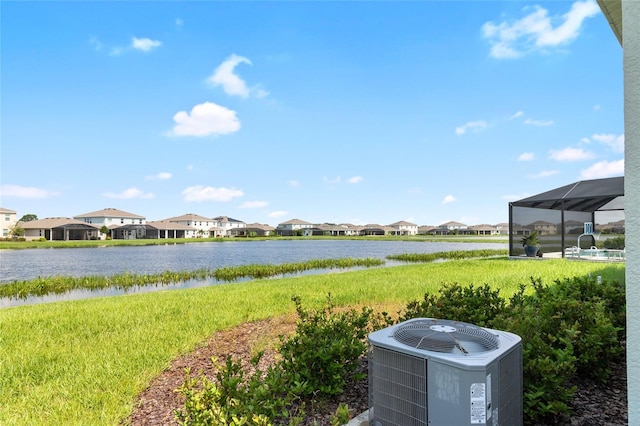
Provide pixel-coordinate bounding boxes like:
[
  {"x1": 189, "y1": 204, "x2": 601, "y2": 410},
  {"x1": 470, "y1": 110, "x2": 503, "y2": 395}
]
[
  {"x1": 100, "y1": 225, "x2": 110, "y2": 236},
  {"x1": 9, "y1": 224, "x2": 25, "y2": 238},
  {"x1": 19, "y1": 214, "x2": 38, "y2": 222}
]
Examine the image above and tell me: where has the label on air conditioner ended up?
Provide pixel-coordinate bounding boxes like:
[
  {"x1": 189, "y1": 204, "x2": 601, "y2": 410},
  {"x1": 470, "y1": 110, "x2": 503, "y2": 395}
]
[{"x1": 470, "y1": 382, "x2": 487, "y2": 424}]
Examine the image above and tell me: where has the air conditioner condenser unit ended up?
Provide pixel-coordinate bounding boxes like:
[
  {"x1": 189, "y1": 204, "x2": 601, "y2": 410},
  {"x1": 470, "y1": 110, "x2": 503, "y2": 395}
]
[{"x1": 368, "y1": 318, "x2": 522, "y2": 426}]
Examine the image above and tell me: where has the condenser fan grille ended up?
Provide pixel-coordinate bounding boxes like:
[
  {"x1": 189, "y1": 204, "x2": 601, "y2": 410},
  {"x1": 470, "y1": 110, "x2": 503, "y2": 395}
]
[{"x1": 392, "y1": 319, "x2": 500, "y2": 354}]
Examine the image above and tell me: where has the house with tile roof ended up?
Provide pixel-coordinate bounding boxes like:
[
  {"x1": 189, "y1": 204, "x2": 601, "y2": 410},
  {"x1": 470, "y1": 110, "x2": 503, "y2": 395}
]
[
  {"x1": 163, "y1": 213, "x2": 219, "y2": 237},
  {"x1": 276, "y1": 219, "x2": 313, "y2": 236},
  {"x1": 1, "y1": 207, "x2": 18, "y2": 238},
  {"x1": 302, "y1": 223, "x2": 363, "y2": 237},
  {"x1": 74, "y1": 208, "x2": 146, "y2": 227},
  {"x1": 387, "y1": 220, "x2": 418, "y2": 236},
  {"x1": 228, "y1": 223, "x2": 275, "y2": 237},
  {"x1": 212, "y1": 216, "x2": 246, "y2": 237},
  {"x1": 359, "y1": 224, "x2": 395, "y2": 236},
  {"x1": 20, "y1": 217, "x2": 100, "y2": 241},
  {"x1": 468, "y1": 224, "x2": 501, "y2": 236}
]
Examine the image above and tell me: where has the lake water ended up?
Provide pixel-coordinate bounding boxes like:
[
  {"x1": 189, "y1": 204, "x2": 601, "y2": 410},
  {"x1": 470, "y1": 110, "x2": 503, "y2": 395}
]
[{"x1": 0, "y1": 240, "x2": 506, "y2": 307}]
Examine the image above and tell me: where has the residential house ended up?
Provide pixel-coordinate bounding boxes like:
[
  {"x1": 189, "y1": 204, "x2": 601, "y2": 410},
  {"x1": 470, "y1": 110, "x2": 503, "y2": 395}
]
[
  {"x1": 527, "y1": 220, "x2": 558, "y2": 235},
  {"x1": 20, "y1": 217, "x2": 100, "y2": 241},
  {"x1": 387, "y1": 221, "x2": 418, "y2": 236},
  {"x1": 74, "y1": 208, "x2": 146, "y2": 238},
  {"x1": 212, "y1": 216, "x2": 246, "y2": 237},
  {"x1": 276, "y1": 219, "x2": 313, "y2": 236},
  {"x1": 495, "y1": 223, "x2": 510, "y2": 235},
  {"x1": 229, "y1": 223, "x2": 275, "y2": 237},
  {"x1": 302, "y1": 223, "x2": 362, "y2": 236},
  {"x1": 164, "y1": 213, "x2": 218, "y2": 238},
  {"x1": 417, "y1": 225, "x2": 439, "y2": 235},
  {"x1": 435, "y1": 221, "x2": 472, "y2": 235},
  {"x1": 145, "y1": 221, "x2": 198, "y2": 239},
  {"x1": 468, "y1": 224, "x2": 500, "y2": 236},
  {"x1": 439, "y1": 221, "x2": 467, "y2": 231},
  {"x1": 359, "y1": 224, "x2": 395, "y2": 236},
  {"x1": 1, "y1": 207, "x2": 17, "y2": 238}
]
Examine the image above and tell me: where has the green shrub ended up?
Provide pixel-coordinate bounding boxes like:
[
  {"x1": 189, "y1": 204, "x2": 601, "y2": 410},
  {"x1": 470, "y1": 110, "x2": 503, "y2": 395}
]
[
  {"x1": 398, "y1": 276, "x2": 625, "y2": 424},
  {"x1": 603, "y1": 235, "x2": 625, "y2": 249},
  {"x1": 398, "y1": 282, "x2": 507, "y2": 327},
  {"x1": 527, "y1": 276, "x2": 624, "y2": 381},
  {"x1": 174, "y1": 366, "x2": 273, "y2": 426},
  {"x1": 493, "y1": 281, "x2": 578, "y2": 423},
  {"x1": 175, "y1": 294, "x2": 372, "y2": 424},
  {"x1": 278, "y1": 294, "x2": 372, "y2": 396}
]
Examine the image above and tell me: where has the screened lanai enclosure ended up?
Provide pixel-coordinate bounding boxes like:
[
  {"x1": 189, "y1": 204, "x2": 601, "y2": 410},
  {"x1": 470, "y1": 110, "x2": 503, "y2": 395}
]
[{"x1": 509, "y1": 177, "x2": 625, "y2": 258}]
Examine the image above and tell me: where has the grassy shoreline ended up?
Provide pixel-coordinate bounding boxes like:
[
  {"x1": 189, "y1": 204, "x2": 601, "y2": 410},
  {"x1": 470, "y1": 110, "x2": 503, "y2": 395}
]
[
  {"x1": 0, "y1": 258, "x2": 624, "y2": 425},
  {"x1": 0, "y1": 235, "x2": 508, "y2": 250}
]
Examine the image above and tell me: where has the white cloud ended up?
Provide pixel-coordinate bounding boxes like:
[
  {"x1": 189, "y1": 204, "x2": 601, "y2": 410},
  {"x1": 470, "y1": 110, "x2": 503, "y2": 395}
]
[
  {"x1": 208, "y1": 54, "x2": 252, "y2": 98},
  {"x1": 548, "y1": 147, "x2": 595, "y2": 161},
  {"x1": 509, "y1": 111, "x2": 524, "y2": 120},
  {"x1": 518, "y1": 152, "x2": 535, "y2": 161},
  {"x1": 146, "y1": 172, "x2": 172, "y2": 180},
  {"x1": 175, "y1": 18, "x2": 184, "y2": 28},
  {"x1": 168, "y1": 102, "x2": 240, "y2": 137},
  {"x1": 592, "y1": 133, "x2": 625, "y2": 153},
  {"x1": 90, "y1": 37, "x2": 103, "y2": 52},
  {"x1": 323, "y1": 176, "x2": 342, "y2": 184},
  {"x1": 524, "y1": 118, "x2": 554, "y2": 126},
  {"x1": 103, "y1": 187, "x2": 154, "y2": 199},
  {"x1": 593, "y1": 104, "x2": 601, "y2": 111},
  {"x1": 182, "y1": 186, "x2": 244, "y2": 202},
  {"x1": 482, "y1": 0, "x2": 599, "y2": 59},
  {"x1": 0, "y1": 184, "x2": 61, "y2": 199},
  {"x1": 580, "y1": 159, "x2": 624, "y2": 179},
  {"x1": 442, "y1": 195, "x2": 456, "y2": 204},
  {"x1": 109, "y1": 47, "x2": 125, "y2": 56},
  {"x1": 529, "y1": 170, "x2": 560, "y2": 178},
  {"x1": 132, "y1": 37, "x2": 162, "y2": 52},
  {"x1": 455, "y1": 120, "x2": 487, "y2": 135},
  {"x1": 240, "y1": 200, "x2": 268, "y2": 208},
  {"x1": 268, "y1": 210, "x2": 288, "y2": 218},
  {"x1": 288, "y1": 180, "x2": 300, "y2": 187},
  {"x1": 347, "y1": 176, "x2": 363, "y2": 184},
  {"x1": 254, "y1": 88, "x2": 270, "y2": 99}
]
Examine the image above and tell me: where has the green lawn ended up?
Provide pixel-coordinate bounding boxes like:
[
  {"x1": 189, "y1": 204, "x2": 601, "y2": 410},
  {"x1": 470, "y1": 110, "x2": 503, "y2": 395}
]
[{"x1": 0, "y1": 258, "x2": 624, "y2": 425}]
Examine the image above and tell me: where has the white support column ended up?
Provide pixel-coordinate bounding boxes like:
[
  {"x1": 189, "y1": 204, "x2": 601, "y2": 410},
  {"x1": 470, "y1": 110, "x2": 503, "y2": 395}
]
[{"x1": 623, "y1": 0, "x2": 640, "y2": 424}]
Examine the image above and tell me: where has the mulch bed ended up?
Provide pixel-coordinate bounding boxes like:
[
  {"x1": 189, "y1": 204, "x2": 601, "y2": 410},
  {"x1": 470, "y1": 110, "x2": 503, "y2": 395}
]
[{"x1": 127, "y1": 318, "x2": 627, "y2": 426}]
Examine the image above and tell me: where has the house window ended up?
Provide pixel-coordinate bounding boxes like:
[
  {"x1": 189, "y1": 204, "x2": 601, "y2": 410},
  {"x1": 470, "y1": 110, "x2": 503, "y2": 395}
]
[{"x1": 121, "y1": 219, "x2": 124, "y2": 224}]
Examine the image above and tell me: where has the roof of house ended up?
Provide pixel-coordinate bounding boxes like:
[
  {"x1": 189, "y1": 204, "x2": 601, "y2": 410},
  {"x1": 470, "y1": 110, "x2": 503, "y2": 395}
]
[
  {"x1": 0, "y1": 207, "x2": 17, "y2": 214},
  {"x1": 279, "y1": 218, "x2": 312, "y2": 225},
  {"x1": 213, "y1": 216, "x2": 244, "y2": 223},
  {"x1": 164, "y1": 213, "x2": 212, "y2": 222},
  {"x1": 440, "y1": 221, "x2": 467, "y2": 227},
  {"x1": 146, "y1": 220, "x2": 195, "y2": 231},
  {"x1": 74, "y1": 208, "x2": 145, "y2": 219},
  {"x1": 245, "y1": 223, "x2": 275, "y2": 231},
  {"x1": 20, "y1": 217, "x2": 100, "y2": 229},
  {"x1": 388, "y1": 221, "x2": 417, "y2": 227},
  {"x1": 511, "y1": 177, "x2": 624, "y2": 212},
  {"x1": 469, "y1": 224, "x2": 498, "y2": 230}
]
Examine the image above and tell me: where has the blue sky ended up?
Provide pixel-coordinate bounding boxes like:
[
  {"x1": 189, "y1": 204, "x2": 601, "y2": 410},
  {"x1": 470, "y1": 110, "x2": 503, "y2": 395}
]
[{"x1": 0, "y1": 0, "x2": 624, "y2": 226}]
